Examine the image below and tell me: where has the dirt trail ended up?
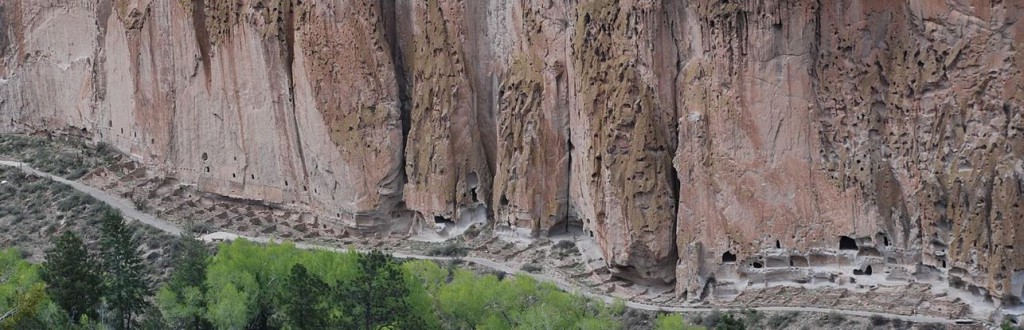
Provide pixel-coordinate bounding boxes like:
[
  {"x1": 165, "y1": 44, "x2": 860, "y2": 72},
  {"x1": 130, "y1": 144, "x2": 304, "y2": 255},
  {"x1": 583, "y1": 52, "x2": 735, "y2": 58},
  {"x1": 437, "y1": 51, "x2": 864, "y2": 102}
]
[{"x1": 0, "y1": 161, "x2": 971, "y2": 326}]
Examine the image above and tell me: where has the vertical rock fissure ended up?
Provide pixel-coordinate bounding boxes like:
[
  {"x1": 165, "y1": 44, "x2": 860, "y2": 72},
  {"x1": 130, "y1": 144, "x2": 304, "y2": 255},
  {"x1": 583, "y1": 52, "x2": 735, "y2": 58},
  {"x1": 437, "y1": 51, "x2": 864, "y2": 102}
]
[
  {"x1": 667, "y1": 3, "x2": 683, "y2": 272},
  {"x1": 282, "y1": 1, "x2": 309, "y2": 195},
  {"x1": 91, "y1": 0, "x2": 111, "y2": 107},
  {"x1": 565, "y1": 129, "x2": 574, "y2": 230},
  {"x1": 379, "y1": 0, "x2": 411, "y2": 201},
  {"x1": 191, "y1": 0, "x2": 212, "y2": 84}
]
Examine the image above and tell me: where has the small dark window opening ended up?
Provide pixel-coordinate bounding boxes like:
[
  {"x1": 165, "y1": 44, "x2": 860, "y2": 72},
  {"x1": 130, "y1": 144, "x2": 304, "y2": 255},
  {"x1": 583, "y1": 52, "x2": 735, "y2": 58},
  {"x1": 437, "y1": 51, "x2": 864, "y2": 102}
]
[
  {"x1": 470, "y1": 187, "x2": 478, "y2": 203},
  {"x1": 121, "y1": 128, "x2": 124, "y2": 134},
  {"x1": 752, "y1": 262, "x2": 763, "y2": 269},
  {"x1": 941, "y1": 260, "x2": 947, "y2": 268},
  {"x1": 303, "y1": 186, "x2": 308, "y2": 191},
  {"x1": 109, "y1": 120, "x2": 113, "y2": 127},
  {"x1": 722, "y1": 251, "x2": 737, "y2": 263},
  {"x1": 284, "y1": 181, "x2": 288, "y2": 187},
  {"x1": 839, "y1": 236, "x2": 858, "y2": 250},
  {"x1": 251, "y1": 174, "x2": 255, "y2": 180},
  {"x1": 865, "y1": 265, "x2": 873, "y2": 275},
  {"x1": 883, "y1": 236, "x2": 890, "y2": 246},
  {"x1": 500, "y1": 194, "x2": 509, "y2": 206},
  {"x1": 232, "y1": 173, "x2": 236, "y2": 178},
  {"x1": 433, "y1": 216, "x2": 452, "y2": 224},
  {"x1": 201, "y1": 152, "x2": 208, "y2": 161},
  {"x1": 589, "y1": 231, "x2": 594, "y2": 238},
  {"x1": 204, "y1": 166, "x2": 210, "y2": 173},
  {"x1": 775, "y1": 240, "x2": 781, "y2": 249}
]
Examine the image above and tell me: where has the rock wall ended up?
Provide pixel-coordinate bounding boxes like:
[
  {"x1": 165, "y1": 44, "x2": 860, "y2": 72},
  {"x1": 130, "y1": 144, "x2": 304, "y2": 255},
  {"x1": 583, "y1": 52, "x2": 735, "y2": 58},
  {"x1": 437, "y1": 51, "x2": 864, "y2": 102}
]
[{"x1": 1, "y1": 0, "x2": 1021, "y2": 304}]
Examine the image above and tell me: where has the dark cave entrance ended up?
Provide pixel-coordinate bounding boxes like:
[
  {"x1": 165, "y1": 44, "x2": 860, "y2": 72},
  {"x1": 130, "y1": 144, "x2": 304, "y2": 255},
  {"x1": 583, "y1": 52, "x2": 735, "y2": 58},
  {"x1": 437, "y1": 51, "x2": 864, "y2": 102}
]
[
  {"x1": 839, "y1": 236, "x2": 858, "y2": 250},
  {"x1": 433, "y1": 215, "x2": 452, "y2": 224},
  {"x1": 722, "y1": 251, "x2": 737, "y2": 263},
  {"x1": 853, "y1": 265, "x2": 873, "y2": 276},
  {"x1": 467, "y1": 172, "x2": 480, "y2": 203}
]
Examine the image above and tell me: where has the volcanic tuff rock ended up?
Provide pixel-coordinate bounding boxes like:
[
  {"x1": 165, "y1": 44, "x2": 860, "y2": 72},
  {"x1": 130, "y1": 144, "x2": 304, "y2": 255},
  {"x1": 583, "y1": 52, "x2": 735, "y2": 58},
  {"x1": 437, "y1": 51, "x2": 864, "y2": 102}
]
[{"x1": 1, "y1": 0, "x2": 1022, "y2": 304}]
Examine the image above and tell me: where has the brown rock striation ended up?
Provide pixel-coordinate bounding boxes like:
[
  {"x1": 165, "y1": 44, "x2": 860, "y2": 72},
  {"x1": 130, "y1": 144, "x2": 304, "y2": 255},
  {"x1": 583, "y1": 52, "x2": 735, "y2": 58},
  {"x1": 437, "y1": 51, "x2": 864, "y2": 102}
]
[{"x1": 1, "y1": 0, "x2": 1022, "y2": 306}]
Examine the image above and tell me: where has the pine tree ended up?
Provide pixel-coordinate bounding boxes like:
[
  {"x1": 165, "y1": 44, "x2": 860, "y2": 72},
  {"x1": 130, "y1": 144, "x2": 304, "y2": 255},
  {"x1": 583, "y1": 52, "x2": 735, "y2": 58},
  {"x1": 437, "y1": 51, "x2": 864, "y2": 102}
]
[
  {"x1": 41, "y1": 231, "x2": 103, "y2": 324},
  {"x1": 99, "y1": 211, "x2": 152, "y2": 330},
  {"x1": 284, "y1": 264, "x2": 329, "y2": 330},
  {"x1": 342, "y1": 250, "x2": 416, "y2": 330}
]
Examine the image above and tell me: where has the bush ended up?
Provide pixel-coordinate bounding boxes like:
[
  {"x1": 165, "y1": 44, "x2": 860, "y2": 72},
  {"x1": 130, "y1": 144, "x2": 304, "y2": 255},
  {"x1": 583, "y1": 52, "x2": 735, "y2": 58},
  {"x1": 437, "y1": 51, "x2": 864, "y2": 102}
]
[
  {"x1": 870, "y1": 314, "x2": 890, "y2": 326},
  {"x1": 741, "y1": 309, "x2": 762, "y2": 326},
  {"x1": 766, "y1": 311, "x2": 799, "y2": 329},
  {"x1": 462, "y1": 224, "x2": 481, "y2": 238},
  {"x1": 890, "y1": 318, "x2": 908, "y2": 329},
  {"x1": 701, "y1": 311, "x2": 724, "y2": 328},
  {"x1": 717, "y1": 313, "x2": 746, "y2": 330},
  {"x1": 426, "y1": 243, "x2": 467, "y2": 257},
  {"x1": 186, "y1": 222, "x2": 214, "y2": 235},
  {"x1": 521, "y1": 263, "x2": 543, "y2": 273},
  {"x1": 819, "y1": 312, "x2": 845, "y2": 326},
  {"x1": 553, "y1": 240, "x2": 580, "y2": 258},
  {"x1": 553, "y1": 240, "x2": 577, "y2": 250}
]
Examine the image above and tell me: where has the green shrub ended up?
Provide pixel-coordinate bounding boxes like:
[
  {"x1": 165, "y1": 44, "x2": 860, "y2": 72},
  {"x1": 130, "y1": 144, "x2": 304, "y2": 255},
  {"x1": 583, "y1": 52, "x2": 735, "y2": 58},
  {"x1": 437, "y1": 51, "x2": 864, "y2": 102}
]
[
  {"x1": 819, "y1": 312, "x2": 846, "y2": 326},
  {"x1": 870, "y1": 314, "x2": 889, "y2": 326},
  {"x1": 521, "y1": 263, "x2": 543, "y2": 273},
  {"x1": 426, "y1": 243, "x2": 467, "y2": 257},
  {"x1": 766, "y1": 311, "x2": 799, "y2": 329}
]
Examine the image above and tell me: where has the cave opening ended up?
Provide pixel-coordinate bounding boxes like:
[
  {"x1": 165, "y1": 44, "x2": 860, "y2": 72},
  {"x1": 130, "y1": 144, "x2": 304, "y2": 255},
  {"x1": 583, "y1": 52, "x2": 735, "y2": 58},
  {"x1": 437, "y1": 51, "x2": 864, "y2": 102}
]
[
  {"x1": 839, "y1": 236, "x2": 858, "y2": 250},
  {"x1": 877, "y1": 232, "x2": 890, "y2": 246},
  {"x1": 201, "y1": 152, "x2": 208, "y2": 161},
  {"x1": 775, "y1": 240, "x2": 781, "y2": 249},
  {"x1": 752, "y1": 261, "x2": 763, "y2": 269},
  {"x1": 433, "y1": 215, "x2": 452, "y2": 224},
  {"x1": 467, "y1": 172, "x2": 480, "y2": 203},
  {"x1": 722, "y1": 251, "x2": 737, "y2": 263},
  {"x1": 853, "y1": 265, "x2": 874, "y2": 276}
]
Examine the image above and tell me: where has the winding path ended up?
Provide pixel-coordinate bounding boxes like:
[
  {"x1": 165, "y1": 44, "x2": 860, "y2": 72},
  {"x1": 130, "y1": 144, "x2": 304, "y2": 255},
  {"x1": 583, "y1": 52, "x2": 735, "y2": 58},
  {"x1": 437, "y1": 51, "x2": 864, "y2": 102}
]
[{"x1": 0, "y1": 160, "x2": 973, "y2": 326}]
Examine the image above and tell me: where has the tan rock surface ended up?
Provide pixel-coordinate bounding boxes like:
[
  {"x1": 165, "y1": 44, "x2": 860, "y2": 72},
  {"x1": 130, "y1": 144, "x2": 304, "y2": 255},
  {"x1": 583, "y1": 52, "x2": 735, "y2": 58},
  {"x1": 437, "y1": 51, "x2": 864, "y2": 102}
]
[{"x1": 1, "y1": 0, "x2": 1022, "y2": 305}]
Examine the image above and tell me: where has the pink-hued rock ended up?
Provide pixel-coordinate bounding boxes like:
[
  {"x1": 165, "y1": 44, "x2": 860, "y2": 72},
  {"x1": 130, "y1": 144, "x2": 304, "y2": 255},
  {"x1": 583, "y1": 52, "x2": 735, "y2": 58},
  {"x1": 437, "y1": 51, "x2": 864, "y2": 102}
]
[{"x1": 1, "y1": 0, "x2": 1022, "y2": 304}]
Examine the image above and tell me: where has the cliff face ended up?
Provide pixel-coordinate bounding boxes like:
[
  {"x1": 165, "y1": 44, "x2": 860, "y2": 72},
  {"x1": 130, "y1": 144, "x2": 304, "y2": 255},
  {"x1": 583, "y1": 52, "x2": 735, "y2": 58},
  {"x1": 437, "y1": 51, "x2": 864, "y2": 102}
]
[{"x1": 1, "y1": 0, "x2": 1021, "y2": 304}]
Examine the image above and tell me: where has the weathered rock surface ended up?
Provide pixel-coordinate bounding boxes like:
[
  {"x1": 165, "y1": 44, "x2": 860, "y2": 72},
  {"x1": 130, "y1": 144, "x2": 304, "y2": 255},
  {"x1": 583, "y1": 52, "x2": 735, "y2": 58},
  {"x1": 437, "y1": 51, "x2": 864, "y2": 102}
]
[{"x1": 1, "y1": 0, "x2": 1022, "y2": 306}]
